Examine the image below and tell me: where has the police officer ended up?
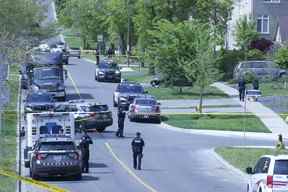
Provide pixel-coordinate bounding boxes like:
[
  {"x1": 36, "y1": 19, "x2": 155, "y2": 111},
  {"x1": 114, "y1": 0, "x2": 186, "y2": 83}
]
[
  {"x1": 131, "y1": 132, "x2": 145, "y2": 170},
  {"x1": 79, "y1": 131, "x2": 93, "y2": 173},
  {"x1": 116, "y1": 106, "x2": 126, "y2": 137},
  {"x1": 238, "y1": 78, "x2": 246, "y2": 101}
]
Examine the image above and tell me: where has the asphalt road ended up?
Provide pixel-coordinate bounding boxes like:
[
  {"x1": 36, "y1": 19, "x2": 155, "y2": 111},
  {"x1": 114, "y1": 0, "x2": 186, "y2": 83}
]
[{"x1": 21, "y1": 58, "x2": 274, "y2": 192}]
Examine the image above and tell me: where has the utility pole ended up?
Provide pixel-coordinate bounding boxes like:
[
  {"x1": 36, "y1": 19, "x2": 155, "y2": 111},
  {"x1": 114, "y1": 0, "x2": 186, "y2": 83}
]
[{"x1": 127, "y1": 0, "x2": 131, "y2": 67}]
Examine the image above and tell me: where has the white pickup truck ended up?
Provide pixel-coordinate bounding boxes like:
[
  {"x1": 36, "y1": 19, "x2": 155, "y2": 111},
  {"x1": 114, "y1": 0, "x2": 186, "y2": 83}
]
[{"x1": 24, "y1": 112, "x2": 75, "y2": 168}]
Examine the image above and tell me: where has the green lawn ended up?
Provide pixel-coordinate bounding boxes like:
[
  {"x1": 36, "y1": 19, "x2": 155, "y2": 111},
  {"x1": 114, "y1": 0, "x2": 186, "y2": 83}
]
[
  {"x1": 216, "y1": 147, "x2": 288, "y2": 172},
  {"x1": 147, "y1": 86, "x2": 228, "y2": 100},
  {"x1": 0, "y1": 64, "x2": 19, "y2": 191},
  {"x1": 260, "y1": 81, "x2": 288, "y2": 96},
  {"x1": 64, "y1": 35, "x2": 82, "y2": 48},
  {"x1": 163, "y1": 114, "x2": 271, "y2": 133}
]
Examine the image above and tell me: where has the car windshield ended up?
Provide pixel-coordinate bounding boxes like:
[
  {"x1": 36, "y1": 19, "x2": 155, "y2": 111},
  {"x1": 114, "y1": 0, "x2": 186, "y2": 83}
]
[
  {"x1": 55, "y1": 105, "x2": 77, "y2": 112},
  {"x1": 99, "y1": 62, "x2": 118, "y2": 69},
  {"x1": 39, "y1": 142, "x2": 75, "y2": 151},
  {"x1": 117, "y1": 84, "x2": 144, "y2": 93},
  {"x1": 89, "y1": 105, "x2": 109, "y2": 112},
  {"x1": 27, "y1": 94, "x2": 53, "y2": 103},
  {"x1": 34, "y1": 68, "x2": 61, "y2": 80},
  {"x1": 241, "y1": 62, "x2": 273, "y2": 68},
  {"x1": 136, "y1": 99, "x2": 156, "y2": 106},
  {"x1": 274, "y1": 160, "x2": 288, "y2": 175}
]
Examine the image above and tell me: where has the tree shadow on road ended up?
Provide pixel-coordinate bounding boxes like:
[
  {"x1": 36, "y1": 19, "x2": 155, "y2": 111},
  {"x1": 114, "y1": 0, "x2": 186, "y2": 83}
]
[{"x1": 66, "y1": 93, "x2": 94, "y2": 100}]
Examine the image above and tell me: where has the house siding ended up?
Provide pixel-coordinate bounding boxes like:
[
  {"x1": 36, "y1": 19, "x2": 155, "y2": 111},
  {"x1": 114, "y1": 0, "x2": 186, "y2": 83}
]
[{"x1": 253, "y1": 0, "x2": 288, "y2": 40}]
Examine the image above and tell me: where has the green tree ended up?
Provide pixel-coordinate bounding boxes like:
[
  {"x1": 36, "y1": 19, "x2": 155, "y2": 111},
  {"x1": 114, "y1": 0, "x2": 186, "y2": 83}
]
[
  {"x1": 181, "y1": 22, "x2": 220, "y2": 113},
  {"x1": 235, "y1": 15, "x2": 259, "y2": 58},
  {"x1": 275, "y1": 45, "x2": 288, "y2": 69},
  {"x1": 0, "y1": 0, "x2": 55, "y2": 64}
]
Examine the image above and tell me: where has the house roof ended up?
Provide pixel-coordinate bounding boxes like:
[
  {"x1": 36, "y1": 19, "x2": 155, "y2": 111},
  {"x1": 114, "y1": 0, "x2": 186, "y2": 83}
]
[{"x1": 278, "y1": 16, "x2": 288, "y2": 42}]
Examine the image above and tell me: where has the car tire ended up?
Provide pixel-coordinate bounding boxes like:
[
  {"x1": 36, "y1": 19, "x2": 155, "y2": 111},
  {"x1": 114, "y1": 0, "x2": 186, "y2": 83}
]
[
  {"x1": 113, "y1": 97, "x2": 117, "y2": 107},
  {"x1": 155, "y1": 118, "x2": 161, "y2": 124},
  {"x1": 31, "y1": 170, "x2": 39, "y2": 180},
  {"x1": 95, "y1": 75, "x2": 98, "y2": 81},
  {"x1": 74, "y1": 173, "x2": 82, "y2": 180},
  {"x1": 96, "y1": 127, "x2": 106, "y2": 132}
]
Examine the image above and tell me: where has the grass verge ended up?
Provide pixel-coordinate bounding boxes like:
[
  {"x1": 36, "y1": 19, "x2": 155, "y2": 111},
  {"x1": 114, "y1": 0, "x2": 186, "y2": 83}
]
[
  {"x1": 0, "y1": 64, "x2": 19, "y2": 192},
  {"x1": 147, "y1": 86, "x2": 228, "y2": 100},
  {"x1": 162, "y1": 114, "x2": 271, "y2": 133},
  {"x1": 216, "y1": 147, "x2": 288, "y2": 172}
]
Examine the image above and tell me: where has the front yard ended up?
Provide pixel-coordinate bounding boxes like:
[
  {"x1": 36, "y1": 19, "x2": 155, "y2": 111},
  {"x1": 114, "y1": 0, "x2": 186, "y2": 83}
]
[
  {"x1": 0, "y1": 64, "x2": 19, "y2": 191},
  {"x1": 162, "y1": 113, "x2": 270, "y2": 133},
  {"x1": 216, "y1": 147, "x2": 288, "y2": 172}
]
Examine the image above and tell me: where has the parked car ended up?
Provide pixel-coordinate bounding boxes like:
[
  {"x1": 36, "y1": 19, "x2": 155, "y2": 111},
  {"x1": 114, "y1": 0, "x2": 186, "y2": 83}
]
[
  {"x1": 54, "y1": 100, "x2": 113, "y2": 132},
  {"x1": 28, "y1": 136, "x2": 82, "y2": 180},
  {"x1": 113, "y1": 82, "x2": 146, "y2": 109},
  {"x1": 246, "y1": 155, "x2": 288, "y2": 192},
  {"x1": 24, "y1": 91, "x2": 55, "y2": 113},
  {"x1": 95, "y1": 60, "x2": 121, "y2": 82},
  {"x1": 68, "y1": 47, "x2": 81, "y2": 59},
  {"x1": 128, "y1": 95, "x2": 161, "y2": 123},
  {"x1": 233, "y1": 60, "x2": 286, "y2": 80}
]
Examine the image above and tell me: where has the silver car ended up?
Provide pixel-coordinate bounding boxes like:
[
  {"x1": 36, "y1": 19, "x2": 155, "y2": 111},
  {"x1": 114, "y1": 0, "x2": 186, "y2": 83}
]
[
  {"x1": 233, "y1": 60, "x2": 286, "y2": 80},
  {"x1": 128, "y1": 96, "x2": 161, "y2": 123}
]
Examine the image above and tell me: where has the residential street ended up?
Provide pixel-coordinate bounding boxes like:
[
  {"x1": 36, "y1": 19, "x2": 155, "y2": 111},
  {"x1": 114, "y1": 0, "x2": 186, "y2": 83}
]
[{"x1": 21, "y1": 58, "x2": 275, "y2": 192}]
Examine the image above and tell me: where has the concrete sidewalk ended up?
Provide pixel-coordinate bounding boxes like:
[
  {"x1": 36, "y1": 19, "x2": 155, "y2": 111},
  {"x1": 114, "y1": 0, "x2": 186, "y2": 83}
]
[{"x1": 212, "y1": 82, "x2": 288, "y2": 135}]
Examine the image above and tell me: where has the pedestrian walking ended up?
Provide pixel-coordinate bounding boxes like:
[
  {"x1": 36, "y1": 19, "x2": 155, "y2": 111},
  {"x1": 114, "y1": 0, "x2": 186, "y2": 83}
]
[
  {"x1": 79, "y1": 131, "x2": 93, "y2": 173},
  {"x1": 116, "y1": 106, "x2": 126, "y2": 137},
  {"x1": 95, "y1": 48, "x2": 100, "y2": 65},
  {"x1": 131, "y1": 132, "x2": 145, "y2": 170},
  {"x1": 107, "y1": 47, "x2": 113, "y2": 58},
  {"x1": 238, "y1": 78, "x2": 246, "y2": 101}
]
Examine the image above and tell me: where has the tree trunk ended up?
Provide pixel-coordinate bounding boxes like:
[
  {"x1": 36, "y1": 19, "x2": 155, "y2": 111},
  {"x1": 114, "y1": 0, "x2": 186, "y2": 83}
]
[{"x1": 199, "y1": 85, "x2": 204, "y2": 113}]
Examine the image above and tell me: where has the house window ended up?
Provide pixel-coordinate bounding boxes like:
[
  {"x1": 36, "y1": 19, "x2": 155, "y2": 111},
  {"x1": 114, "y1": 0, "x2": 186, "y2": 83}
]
[
  {"x1": 257, "y1": 16, "x2": 269, "y2": 34},
  {"x1": 264, "y1": 0, "x2": 280, "y2": 3}
]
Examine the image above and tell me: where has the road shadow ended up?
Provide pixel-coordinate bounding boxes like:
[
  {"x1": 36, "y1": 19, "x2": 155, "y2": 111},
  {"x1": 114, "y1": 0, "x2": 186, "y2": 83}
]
[
  {"x1": 81, "y1": 175, "x2": 99, "y2": 181},
  {"x1": 141, "y1": 168, "x2": 165, "y2": 172},
  {"x1": 89, "y1": 162, "x2": 108, "y2": 168},
  {"x1": 66, "y1": 93, "x2": 94, "y2": 100}
]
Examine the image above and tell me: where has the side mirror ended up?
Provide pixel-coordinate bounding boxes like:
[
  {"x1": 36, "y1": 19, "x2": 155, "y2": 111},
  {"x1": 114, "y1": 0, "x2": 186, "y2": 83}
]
[
  {"x1": 246, "y1": 167, "x2": 253, "y2": 174},
  {"x1": 19, "y1": 70, "x2": 22, "y2": 75},
  {"x1": 157, "y1": 102, "x2": 161, "y2": 105},
  {"x1": 144, "y1": 90, "x2": 148, "y2": 94}
]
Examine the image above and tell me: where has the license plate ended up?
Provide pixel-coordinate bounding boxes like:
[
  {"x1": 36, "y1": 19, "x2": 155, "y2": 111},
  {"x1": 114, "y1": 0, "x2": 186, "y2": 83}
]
[
  {"x1": 53, "y1": 155, "x2": 62, "y2": 161},
  {"x1": 144, "y1": 115, "x2": 149, "y2": 118}
]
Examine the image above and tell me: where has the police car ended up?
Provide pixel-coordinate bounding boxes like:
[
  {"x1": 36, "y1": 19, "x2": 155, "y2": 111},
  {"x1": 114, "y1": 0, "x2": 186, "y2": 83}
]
[
  {"x1": 28, "y1": 136, "x2": 82, "y2": 180},
  {"x1": 246, "y1": 155, "x2": 288, "y2": 192}
]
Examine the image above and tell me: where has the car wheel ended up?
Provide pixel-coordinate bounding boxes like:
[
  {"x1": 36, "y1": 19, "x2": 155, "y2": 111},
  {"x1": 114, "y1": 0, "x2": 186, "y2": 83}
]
[
  {"x1": 31, "y1": 170, "x2": 39, "y2": 180},
  {"x1": 113, "y1": 97, "x2": 117, "y2": 107},
  {"x1": 258, "y1": 188, "x2": 262, "y2": 192},
  {"x1": 95, "y1": 75, "x2": 97, "y2": 81},
  {"x1": 96, "y1": 127, "x2": 106, "y2": 132},
  {"x1": 155, "y1": 118, "x2": 161, "y2": 124},
  {"x1": 74, "y1": 173, "x2": 82, "y2": 180}
]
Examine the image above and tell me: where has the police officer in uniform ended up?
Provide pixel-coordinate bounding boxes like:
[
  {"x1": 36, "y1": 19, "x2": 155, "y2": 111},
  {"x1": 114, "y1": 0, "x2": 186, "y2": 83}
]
[
  {"x1": 116, "y1": 106, "x2": 126, "y2": 137},
  {"x1": 238, "y1": 78, "x2": 246, "y2": 101},
  {"x1": 79, "y1": 131, "x2": 93, "y2": 173},
  {"x1": 131, "y1": 132, "x2": 145, "y2": 170}
]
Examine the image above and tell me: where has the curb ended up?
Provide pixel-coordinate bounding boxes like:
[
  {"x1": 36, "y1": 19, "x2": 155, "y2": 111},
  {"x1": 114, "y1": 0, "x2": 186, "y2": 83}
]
[{"x1": 209, "y1": 148, "x2": 248, "y2": 179}]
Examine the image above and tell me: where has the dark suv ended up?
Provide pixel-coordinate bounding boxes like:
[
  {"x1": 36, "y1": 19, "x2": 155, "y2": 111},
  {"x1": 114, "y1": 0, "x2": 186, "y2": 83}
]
[
  {"x1": 95, "y1": 60, "x2": 121, "y2": 82},
  {"x1": 28, "y1": 136, "x2": 82, "y2": 180}
]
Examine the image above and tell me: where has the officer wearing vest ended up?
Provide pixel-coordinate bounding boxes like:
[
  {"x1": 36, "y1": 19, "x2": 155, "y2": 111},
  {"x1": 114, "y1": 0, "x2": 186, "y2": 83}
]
[
  {"x1": 131, "y1": 132, "x2": 145, "y2": 170},
  {"x1": 116, "y1": 106, "x2": 126, "y2": 137},
  {"x1": 79, "y1": 131, "x2": 93, "y2": 173}
]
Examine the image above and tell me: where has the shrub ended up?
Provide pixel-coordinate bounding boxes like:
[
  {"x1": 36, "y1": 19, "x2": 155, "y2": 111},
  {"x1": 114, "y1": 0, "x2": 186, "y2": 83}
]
[
  {"x1": 216, "y1": 49, "x2": 245, "y2": 80},
  {"x1": 275, "y1": 46, "x2": 288, "y2": 69},
  {"x1": 250, "y1": 38, "x2": 273, "y2": 53},
  {"x1": 247, "y1": 49, "x2": 266, "y2": 60}
]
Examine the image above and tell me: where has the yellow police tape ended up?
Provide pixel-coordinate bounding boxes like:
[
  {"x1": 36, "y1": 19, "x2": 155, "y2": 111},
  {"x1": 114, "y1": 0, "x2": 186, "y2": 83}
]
[{"x1": 0, "y1": 169, "x2": 68, "y2": 192}]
